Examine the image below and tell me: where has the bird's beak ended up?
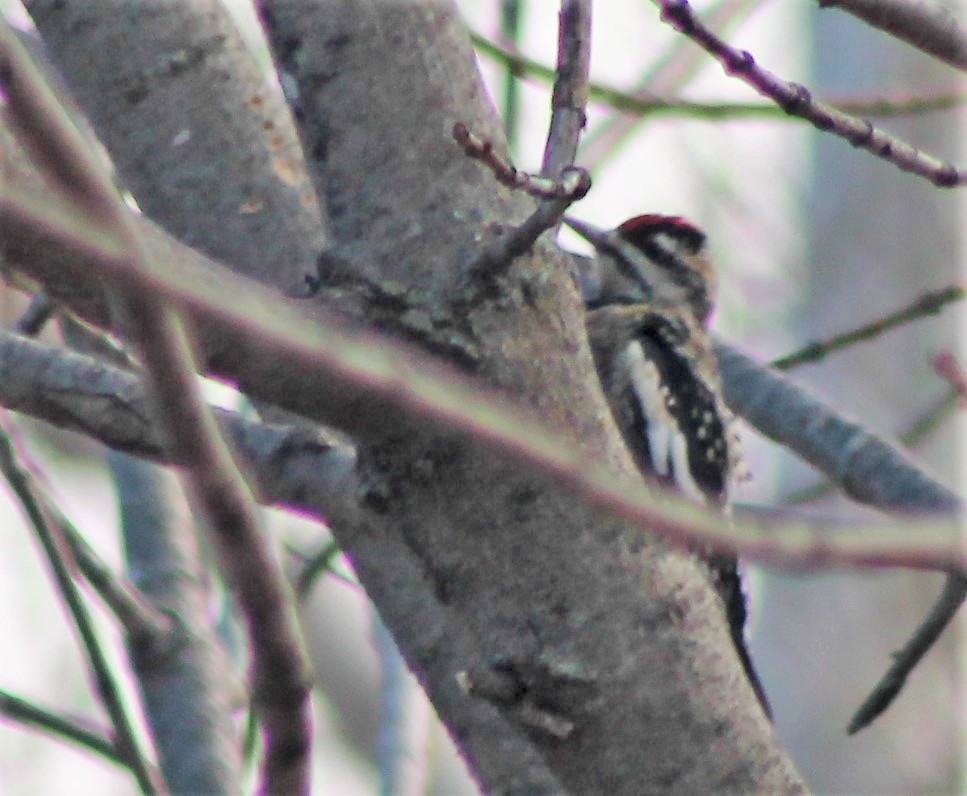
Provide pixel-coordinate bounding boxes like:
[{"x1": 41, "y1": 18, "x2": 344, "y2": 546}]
[{"x1": 562, "y1": 216, "x2": 612, "y2": 250}]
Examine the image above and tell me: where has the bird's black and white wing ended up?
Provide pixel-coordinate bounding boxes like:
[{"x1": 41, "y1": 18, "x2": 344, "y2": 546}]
[{"x1": 587, "y1": 304, "x2": 769, "y2": 716}]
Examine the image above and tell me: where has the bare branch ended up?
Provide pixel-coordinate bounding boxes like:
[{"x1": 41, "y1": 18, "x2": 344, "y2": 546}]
[
  {"x1": 453, "y1": 1, "x2": 593, "y2": 288},
  {"x1": 564, "y1": 0, "x2": 765, "y2": 165},
  {"x1": 818, "y1": 0, "x2": 967, "y2": 71},
  {"x1": 11, "y1": 279, "x2": 177, "y2": 655},
  {"x1": 452, "y1": 118, "x2": 590, "y2": 287},
  {"x1": 22, "y1": 462, "x2": 177, "y2": 650},
  {"x1": 0, "y1": 688, "x2": 124, "y2": 766},
  {"x1": 472, "y1": 31, "x2": 967, "y2": 120},
  {"x1": 770, "y1": 283, "x2": 966, "y2": 370},
  {"x1": 541, "y1": 0, "x2": 592, "y2": 177},
  {"x1": 0, "y1": 417, "x2": 165, "y2": 795},
  {"x1": 655, "y1": 0, "x2": 967, "y2": 186},
  {"x1": 848, "y1": 572, "x2": 967, "y2": 732},
  {"x1": 2, "y1": 366, "x2": 238, "y2": 790},
  {"x1": 111, "y1": 303, "x2": 312, "y2": 796},
  {"x1": 453, "y1": 122, "x2": 590, "y2": 200},
  {"x1": 784, "y1": 386, "x2": 961, "y2": 504},
  {"x1": 0, "y1": 326, "x2": 963, "y2": 575},
  {"x1": 0, "y1": 21, "x2": 311, "y2": 793},
  {"x1": 716, "y1": 340, "x2": 967, "y2": 731},
  {"x1": 717, "y1": 341, "x2": 962, "y2": 514},
  {"x1": 0, "y1": 328, "x2": 356, "y2": 514},
  {"x1": 458, "y1": 178, "x2": 589, "y2": 291}
]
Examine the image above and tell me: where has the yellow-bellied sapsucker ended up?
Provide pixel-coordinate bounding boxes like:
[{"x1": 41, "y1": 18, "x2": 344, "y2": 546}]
[{"x1": 566, "y1": 214, "x2": 770, "y2": 716}]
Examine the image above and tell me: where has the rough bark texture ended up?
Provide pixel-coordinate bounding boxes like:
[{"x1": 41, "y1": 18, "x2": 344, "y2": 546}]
[
  {"x1": 26, "y1": 0, "x2": 325, "y2": 292},
  {"x1": 9, "y1": 0, "x2": 807, "y2": 792}
]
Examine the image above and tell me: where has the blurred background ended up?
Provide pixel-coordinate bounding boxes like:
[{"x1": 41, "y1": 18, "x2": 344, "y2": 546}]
[{"x1": 1, "y1": 0, "x2": 964, "y2": 792}]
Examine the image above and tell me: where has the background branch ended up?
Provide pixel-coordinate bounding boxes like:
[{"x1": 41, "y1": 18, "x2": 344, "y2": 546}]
[
  {"x1": 471, "y1": 31, "x2": 967, "y2": 120},
  {"x1": 0, "y1": 689, "x2": 124, "y2": 767},
  {"x1": 770, "y1": 283, "x2": 965, "y2": 370},
  {"x1": 655, "y1": 0, "x2": 966, "y2": 186},
  {"x1": 0, "y1": 417, "x2": 164, "y2": 795},
  {"x1": 717, "y1": 341, "x2": 962, "y2": 514},
  {"x1": 716, "y1": 340, "x2": 966, "y2": 730},
  {"x1": 817, "y1": 0, "x2": 967, "y2": 71}
]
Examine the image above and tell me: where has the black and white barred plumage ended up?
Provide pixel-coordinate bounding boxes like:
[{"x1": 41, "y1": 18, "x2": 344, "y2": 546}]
[{"x1": 570, "y1": 214, "x2": 769, "y2": 716}]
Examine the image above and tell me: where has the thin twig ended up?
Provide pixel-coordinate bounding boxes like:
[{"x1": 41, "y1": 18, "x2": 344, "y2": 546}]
[
  {"x1": 582, "y1": 0, "x2": 775, "y2": 166},
  {"x1": 454, "y1": 1, "x2": 592, "y2": 283},
  {"x1": 770, "y1": 284, "x2": 965, "y2": 370},
  {"x1": 64, "y1": 521, "x2": 178, "y2": 648},
  {"x1": 9, "y1": 293, "x2": 175, "y2": 651},
  {"x1": 655, "y1": 0, "x2": 967, "y2": 186},
  {"x1": 0, "y1": 417, "x2": 164, "y2": 794},
  {"x1": 848, "y1": 572, "x2": 967, "y2": 732},
  {"x1": 461, "y1": 179, "x2": 590, "y2": 285},
  {"x1": 293, "y1": 540, "x2": 344, "y2": 600},
  {"x1": 453, "y1": 123, "x2": 589, "y2": 288},
  {"x1": 472, "y1": 32, "x2": 967, "y2": 121},
  {"x1": 7, "y1": 425, "x2": 177, "y2": 646},
  {"x1": 0, "y1": 688, "x2": 125, "y2": 766},
  {"x1": 901, "y1": 387, "x2": 963, "y2": 443},
  {"x1": 14, "y1": 291, "x2": 55, "y2": 335},
  {"x1": 453, "y1": 122, "x2": 589, "y2": 200},
  {"x1": 541, "y1": 0, "x2": 592, "y2": 178},
  {"x1": 532, "y1": 0, "x2": 592, "y2": 246}
]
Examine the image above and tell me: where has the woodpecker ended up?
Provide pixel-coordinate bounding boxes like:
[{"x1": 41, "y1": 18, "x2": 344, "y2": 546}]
[{"x1": 566, "y1": 214, "x2": 770, "y2": 716}]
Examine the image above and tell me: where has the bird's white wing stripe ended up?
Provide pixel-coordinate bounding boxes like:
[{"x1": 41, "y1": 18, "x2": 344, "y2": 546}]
[
  {"x1": 621, "y1": 341, "x2": 706, "y2": 503},
  {"x1": 669, "y1": 427, "x2": 706, "y2": 503},
  {"x1": 620, "y1": 342, "x2": 671, "y2": 475}
]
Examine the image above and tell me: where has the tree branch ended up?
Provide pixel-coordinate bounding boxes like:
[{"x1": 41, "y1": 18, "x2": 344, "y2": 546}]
[
  {"x1": 716, "y1": 339, "x2": 967, "y2": 731},
  {"x1": 769, "y1": 283, "x2": 965, "y2": 370},
  {"x1": 542, "y1": 0, "x2": 592, "y2": 177},
  {"x1": 0, "y1": 324, "x2": 962, "y2": 573},
  {"x1": 0, "y1": 688, "x2": 124, "y2": 767},
  {"x1": 655, "y1": 0, "x2": 967, "y2": 186},
  {"x1": 783, "y1": 386, "x2": 961, "y2": 504},
  {"x1": 471, "y1": 31, "x2": 967, "y2": 120},
  {"x1": 0, "y1": 20, "x2": 311, "y2": 793},
  {"x1": 0, "y1": 417, "x2": 165, "y2": 794},
  {"x1": 16, "y1": 0, "x2": 960, "y2": 788},
  {"x1": 817, "y1": 0, "x2": 967, "y2": 71},
  {"x1": 717, "y1": 341, "x2": 962, "y2": 513}
]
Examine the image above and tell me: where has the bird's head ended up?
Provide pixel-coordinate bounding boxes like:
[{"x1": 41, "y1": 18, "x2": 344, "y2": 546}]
[{"x1": 565, "y1": 214, "x2": 717, "y2": 325}]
